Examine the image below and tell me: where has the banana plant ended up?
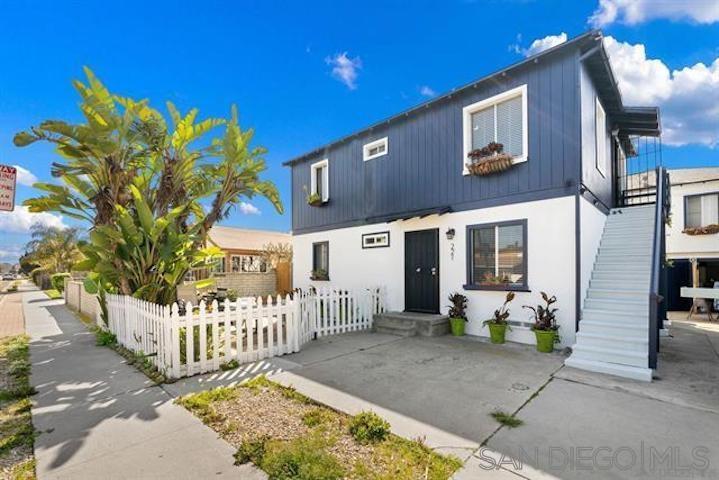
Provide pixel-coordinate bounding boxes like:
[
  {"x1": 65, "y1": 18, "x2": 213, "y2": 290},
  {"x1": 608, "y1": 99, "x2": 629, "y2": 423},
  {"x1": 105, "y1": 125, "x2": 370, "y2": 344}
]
[{"x1": 15, "y1": 68, "x2": 283, "y2": 306}]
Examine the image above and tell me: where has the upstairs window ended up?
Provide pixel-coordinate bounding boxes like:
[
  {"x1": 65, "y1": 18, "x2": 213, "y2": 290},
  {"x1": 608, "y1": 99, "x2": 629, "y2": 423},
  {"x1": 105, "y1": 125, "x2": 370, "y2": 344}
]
[
  {"x1": 310, "y1": 159, "x2": 329, "y2": 202},
  {"x1": 363, "y1": 137, "x2": 388, "y2": 161},
  {"x1": 462, "y1": 84, "x2": 528, "y2": 174},
  {"x1": 465, "y1": 220, "x2": 527, "y2": 291},
  {"x1": 685, "y1": 193, "x2": 719, "y2": 228},
  {"x1": 595, "y1": 98, "x2": 607, "y2": 177}
]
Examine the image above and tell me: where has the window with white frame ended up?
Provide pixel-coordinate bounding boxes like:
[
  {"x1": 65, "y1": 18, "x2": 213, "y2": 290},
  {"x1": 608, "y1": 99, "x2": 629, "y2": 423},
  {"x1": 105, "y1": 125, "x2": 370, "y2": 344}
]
[
  {"x1": 310, "y1": 159, "x2": 329, "y2": 202},
  {"x1": 462, "y1": 84, "x2": 528, "y2": 174},
  {"x1": 363, "y1": 137, "x2": 388, "y2": 161},
  {"x1": 466, "y1": 220, "x2": 527, "y2": 290},
  {"x1": 685, "y1": 193, "x2": 719, "y2": 229},
  {"x1": 595, "y1": 97, "x2": 607, "y2": 177},
  {"x1": 211, "y1": 256, "x2": 226, "y2": 273},
  {"x1": 230, "y1": 255, "x2": 267, "y2": 273}
]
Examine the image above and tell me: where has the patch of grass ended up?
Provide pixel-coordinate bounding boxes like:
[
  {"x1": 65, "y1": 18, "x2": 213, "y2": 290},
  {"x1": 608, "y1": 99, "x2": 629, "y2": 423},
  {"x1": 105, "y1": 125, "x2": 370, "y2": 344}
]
[
  {"x1": 43, "y1": 289, "x2": 62, "y2": 300},
  {"x1": 348, "y1": 411, "x2": 391, "y2": 444},
  {"x1": 301, "y1": 408, "x2": 334, "y2": 428},
  {"x1": 220, "y1": 359, "x2": 240, "y2": 371},
  {"x1": 94, "y1": 329, "x2": 117, "y2": 347},
  {"x1": 261, "y1": 436, "x2": 344, "y2": 480},
  {"x1": 0, "y1": 335, "x2": 36, "y2": 479},
  {"x1": 234, "y1": 437, "x2": 268, "y2": 465},
  {"x1": 490, "y1": 410, "x2": 523, "y2": 428},
  {"x1": 177, "y1": 387, "x2": 238, "y2": 422},
  {"x1": 179, "y1": 375, "x2": 462, "y2": 480}
]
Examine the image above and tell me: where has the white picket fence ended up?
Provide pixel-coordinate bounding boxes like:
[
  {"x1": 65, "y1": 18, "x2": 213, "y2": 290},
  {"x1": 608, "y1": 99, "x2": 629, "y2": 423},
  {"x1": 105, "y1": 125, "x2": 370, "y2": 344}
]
[{"x1": 104, "y1": 286, "x2": 385, "y2": 379}]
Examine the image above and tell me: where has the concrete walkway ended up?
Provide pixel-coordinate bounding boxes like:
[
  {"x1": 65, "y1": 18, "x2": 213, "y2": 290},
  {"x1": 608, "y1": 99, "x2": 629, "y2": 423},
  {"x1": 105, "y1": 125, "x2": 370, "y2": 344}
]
[{"x1": 24, "y1": 286, "x2": 265, "y2": 479}]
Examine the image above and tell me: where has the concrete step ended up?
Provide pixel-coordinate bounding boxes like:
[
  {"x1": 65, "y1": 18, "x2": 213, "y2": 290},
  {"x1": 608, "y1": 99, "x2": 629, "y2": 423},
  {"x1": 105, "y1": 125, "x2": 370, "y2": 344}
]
[
  {"x1": 373, "y1": 312, "x2": 449, "y2": 337},
  {"x1": 575, "y1": 331, "x2": 648, "y2": 351},
  {"x1": 584, "y1": 297, "x2": 648, "y2": 313},
  {"x1": 581, "y1": 308, "x2": 648, "y2": 325},
  {"x1": 589, "y1": 279, "x2": 648, "y2": 290},
  {"x1": 564, "y1": 356, "x2": 653, "y2": 382},
  {"x1": 592, "y1": 262, "x2": 651, "y2": 272},
  {"x1": 578, "y1": 319, "x2": 647, "y2": 336},
  {"x1": 586, "y1": 287, "x2": 647, "y2": 300},
  {"x1": 591, "y1": 271, "x2": 651, "y2": 282},
  {"x1": 569, "y1": 344, "x2": 648, "y2": 368}
]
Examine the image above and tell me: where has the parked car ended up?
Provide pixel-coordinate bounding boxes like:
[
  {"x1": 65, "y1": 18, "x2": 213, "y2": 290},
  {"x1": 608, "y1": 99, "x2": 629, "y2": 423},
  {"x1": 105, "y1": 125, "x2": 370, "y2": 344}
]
[{"x1": 2, "y1": 274, "x2": 15, "y2": 280}]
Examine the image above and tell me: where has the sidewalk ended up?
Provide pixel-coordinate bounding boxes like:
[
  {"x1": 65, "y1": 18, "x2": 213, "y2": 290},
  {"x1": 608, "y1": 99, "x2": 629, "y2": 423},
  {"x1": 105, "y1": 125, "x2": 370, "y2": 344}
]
[
  {"x1": 24, "y1": 287, "x2": 265, "y2": 479},
  {"x1": 0, "y1": 287, "x2": 26, "y2": 338}
]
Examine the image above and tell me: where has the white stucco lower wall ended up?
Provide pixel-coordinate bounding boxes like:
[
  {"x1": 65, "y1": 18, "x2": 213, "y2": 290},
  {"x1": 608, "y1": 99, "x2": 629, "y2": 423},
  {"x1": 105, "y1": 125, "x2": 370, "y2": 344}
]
[
  {"x1": 666, "y1": 178, "x2": 719, "y2": 260},
  {"x1": 579, "y1": 196, "x2": 607, "y2": 310},
  {"x1": 293, "y1": 195, "x2": 578, "y2": 347}
]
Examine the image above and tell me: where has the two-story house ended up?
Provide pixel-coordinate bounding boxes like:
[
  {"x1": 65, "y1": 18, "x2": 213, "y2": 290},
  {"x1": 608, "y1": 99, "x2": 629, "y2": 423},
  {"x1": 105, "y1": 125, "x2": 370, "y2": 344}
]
[{"x1": 284, "y1": 30, "x2": 666, "y2": 381}]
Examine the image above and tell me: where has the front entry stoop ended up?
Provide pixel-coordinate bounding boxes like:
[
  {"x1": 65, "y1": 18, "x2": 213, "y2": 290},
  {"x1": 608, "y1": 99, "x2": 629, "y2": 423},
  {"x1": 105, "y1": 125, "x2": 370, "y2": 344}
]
[{"x1": 373, "y1": 311, "x2": 449, "y2": 337}]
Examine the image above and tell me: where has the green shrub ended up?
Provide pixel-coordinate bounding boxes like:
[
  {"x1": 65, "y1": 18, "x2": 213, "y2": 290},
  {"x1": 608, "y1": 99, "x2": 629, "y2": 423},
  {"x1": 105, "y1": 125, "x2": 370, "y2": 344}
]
[
  {"x1": 50, "y1": 273, "x2": 71, "y2": 293},
  {"x1": 261, "y1": 437, "x2": 344, "y2": 480},
  {"x1": 348, "y1": 411, "x2": 390, "y2": 444},
  {"x1": 220, "y1": 359, "x2": 240, "y2": 371},
  {"x1": 95, "y1": 329, "x2": 117, "y2": 347},
  {"x1": 301, "y1": 408, "x2": 333, "y2": 428},
  {"x1": 234, "y1": 437, "x2": 268, "y2": 465}
]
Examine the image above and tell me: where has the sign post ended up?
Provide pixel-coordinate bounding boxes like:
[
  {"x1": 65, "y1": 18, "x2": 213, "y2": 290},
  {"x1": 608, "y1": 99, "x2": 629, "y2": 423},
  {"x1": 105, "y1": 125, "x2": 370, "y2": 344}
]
[{"x1": 0, "y1": 164, "x2": 18, "y2": 212}]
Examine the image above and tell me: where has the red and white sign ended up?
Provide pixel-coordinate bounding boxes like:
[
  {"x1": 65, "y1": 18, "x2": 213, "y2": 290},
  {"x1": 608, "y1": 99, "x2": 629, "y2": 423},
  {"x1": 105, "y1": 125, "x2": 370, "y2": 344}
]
[{"x1": 0, "y1": 164, "x2": 18, "y2": 212}]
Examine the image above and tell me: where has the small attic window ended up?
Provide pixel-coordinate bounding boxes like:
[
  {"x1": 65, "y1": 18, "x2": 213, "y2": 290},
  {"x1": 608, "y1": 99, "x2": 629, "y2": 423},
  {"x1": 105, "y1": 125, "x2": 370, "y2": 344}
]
[{"x1": 363, "y1": 137, "x2": 388, "y2": 161}]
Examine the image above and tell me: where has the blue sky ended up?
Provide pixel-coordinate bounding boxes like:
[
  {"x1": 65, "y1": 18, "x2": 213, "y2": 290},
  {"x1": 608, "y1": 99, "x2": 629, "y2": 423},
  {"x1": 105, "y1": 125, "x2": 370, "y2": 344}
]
[{"x1": 0, "y1": 0, "x2": 717, "y2": 262}]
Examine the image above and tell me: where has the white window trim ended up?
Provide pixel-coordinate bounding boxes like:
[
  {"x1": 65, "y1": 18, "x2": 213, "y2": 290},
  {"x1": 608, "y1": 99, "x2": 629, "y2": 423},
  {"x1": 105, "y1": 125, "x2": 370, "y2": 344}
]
[
  {"x1": 363, "y1": 137, "x2": 389, "y2": 161},
  {"x1": 462, "y1": 84, "x2": 528, "y2": 175},
  {"x1": 595, "y1": 97, "x2": 607, "y2": 178},
  {"x1": 310, "y1": 159, "x2": 329, "y2": 202}
]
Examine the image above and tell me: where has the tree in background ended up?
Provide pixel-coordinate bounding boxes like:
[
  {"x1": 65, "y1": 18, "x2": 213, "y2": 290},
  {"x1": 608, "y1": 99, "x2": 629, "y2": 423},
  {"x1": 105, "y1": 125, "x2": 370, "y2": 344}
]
[
  {"x1": 14, "y1": 68, "x2": 283, "y2": 307},
  {"x1": 261, "y1": 242, "x2": 293, "y2": 268},
  {"x1": 23, "y1": 225, "x2": 83, "y2": 275}
]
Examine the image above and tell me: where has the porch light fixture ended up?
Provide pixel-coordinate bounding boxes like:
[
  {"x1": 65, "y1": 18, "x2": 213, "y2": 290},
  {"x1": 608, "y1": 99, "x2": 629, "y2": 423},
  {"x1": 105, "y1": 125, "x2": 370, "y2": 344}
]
[{"x1": 446, "y1": 228, "x2": 455, "y2": 240}]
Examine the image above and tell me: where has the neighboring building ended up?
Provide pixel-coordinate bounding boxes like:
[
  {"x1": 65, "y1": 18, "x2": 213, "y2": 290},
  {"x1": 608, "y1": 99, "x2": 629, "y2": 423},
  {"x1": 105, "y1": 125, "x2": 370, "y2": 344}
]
[
  {"x1": 664, "y1": 168, "x2": 719, "y2": 312},
  {"x1": 184, "y1": 226, "x2": 292, "y2": 298},
  {"x1": 284, "y1": 30, "x2": 665, "y2": 380}
]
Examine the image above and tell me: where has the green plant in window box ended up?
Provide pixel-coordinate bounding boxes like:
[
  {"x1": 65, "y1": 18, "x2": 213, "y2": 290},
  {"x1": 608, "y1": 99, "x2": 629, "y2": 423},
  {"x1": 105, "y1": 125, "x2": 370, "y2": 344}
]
[
  {"x1": 303, "y1": 185, "x2": 326, "y2": 207},
  {"x1": 523, "y1": 292, "x2": 560, "y2": 353},
  {"x1": 310, "y1": 269, "x2": 329, "y2": 281},
  {"x1": 482, "y1": 292, "x2": 514, "y2": 344},
  {"x1": 447, "y1": 292, "x2": 468, "y2": 336},
  {"x1": 479, "y1": 272, "x2": 512, "y2": 286}
]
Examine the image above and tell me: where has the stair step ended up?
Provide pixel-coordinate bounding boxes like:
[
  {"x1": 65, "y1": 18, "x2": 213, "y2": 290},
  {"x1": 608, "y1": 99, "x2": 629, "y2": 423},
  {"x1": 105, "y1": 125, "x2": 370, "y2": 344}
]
[
  {"x1": 564, "y1": 357, "x2": 653, "y2": 382},
  {"x1": 576, "y1": 331, "x2": 648, "y2": 350},
  {"x1": 591, "y1": 270, "x2": 651, "y2": 280},
  {"x1": 584, "y1": 297, "x2": 648, "y2": 313},
  {"x1": 569, "y1": 344, "x2": 648, "y2": 368},
  {"x1": 581, "y1": 308, "x2": 648, "y2": 324},
  {"x1": 578, "y1": 319, "x2": 647, "y2": 335},
  {"x1": 589, "y1": 279, "x2": 648, "y2": 290},
  {"x1": 586, "y1": 288, "x2": 647, "y2": 300}
]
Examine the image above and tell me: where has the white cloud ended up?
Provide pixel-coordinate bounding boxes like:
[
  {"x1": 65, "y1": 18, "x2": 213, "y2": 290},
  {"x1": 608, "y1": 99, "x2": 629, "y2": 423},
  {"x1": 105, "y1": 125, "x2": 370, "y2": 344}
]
[
  {"x1": 0, "y1": 245, "x2": 24, "y2": 262},
  {"x1": 0, "y1": 206, "x2": 66, "y2": 233},
  {"x1": 604, "y1": 36, "x2": 719, "y2": 147},
  {"x1": 239, "y1": 202, "x2": 261, "y2": 215},
  {"x1": 12, "y1": 165, "x2": 37, "y2": 186},
  {"x1": 419, "y1": 85, "x2": 437, "y2": 97},
  {"x1": 326, "y1": 52, "x2": 362, "y2": 90},
  {"x1": 516, "y1": 32, "x2": 568, "y2": 58},
  {"x1": 589, "y1": 0, "x2": 719, "y2": 27}
]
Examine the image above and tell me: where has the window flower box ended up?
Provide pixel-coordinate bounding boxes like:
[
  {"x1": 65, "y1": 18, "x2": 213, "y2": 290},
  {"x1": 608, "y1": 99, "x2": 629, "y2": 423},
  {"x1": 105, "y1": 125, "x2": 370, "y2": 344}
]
[
  {"x1": 683, "y1": 224, "x2": 719, "y2": 236},
  {"x1": 466, "y1": 142, "x2": 514, "y2": 176},
  {"x1": 310, "y1": 269, "x2": 329, "y2": 281}
]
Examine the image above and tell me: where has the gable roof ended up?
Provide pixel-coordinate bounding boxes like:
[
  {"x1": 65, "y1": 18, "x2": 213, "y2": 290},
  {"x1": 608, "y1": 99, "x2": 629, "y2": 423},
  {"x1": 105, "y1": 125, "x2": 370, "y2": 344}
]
[
  {"x1": 283, "y1": 29, "x2": 660, "y2": 168},
  {"x1": 207, "y1": 226, "x2": 291, "y2": 252}
]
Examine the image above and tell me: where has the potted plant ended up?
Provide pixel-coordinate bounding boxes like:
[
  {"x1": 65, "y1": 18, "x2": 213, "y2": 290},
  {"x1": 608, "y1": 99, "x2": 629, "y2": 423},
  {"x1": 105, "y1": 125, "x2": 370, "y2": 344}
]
[
  {"x1": 523, "y1": 292, "x2": 559, "y2": 353},
  {"x1": 482, "y1": 292, "x2": 514, "y2": 344},
  {"x1": 447, "y1": 292, "x2": 468, "y2": 336},
  {"x1": 303, "y1": 185, "x2": 326, "y2": 207},
  {"x1": 683, "y1": 224, "x2": 719, "y2": 236},
  {"x1": 466, "y1": 142, "x2": 514, "y2": 176}
]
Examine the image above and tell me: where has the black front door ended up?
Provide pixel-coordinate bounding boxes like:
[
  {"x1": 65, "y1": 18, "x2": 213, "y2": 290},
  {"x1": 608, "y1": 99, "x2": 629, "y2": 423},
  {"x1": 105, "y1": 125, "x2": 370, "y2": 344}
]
[{"x1": 405, "y1": 229, "x2": 439, "y2": 313}]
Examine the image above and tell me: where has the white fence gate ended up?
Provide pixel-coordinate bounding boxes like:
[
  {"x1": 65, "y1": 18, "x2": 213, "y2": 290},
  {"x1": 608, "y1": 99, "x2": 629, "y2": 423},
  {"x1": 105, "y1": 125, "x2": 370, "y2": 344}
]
[{"x1": 104, "y1": 286, "x2": 385, "y2": 379}]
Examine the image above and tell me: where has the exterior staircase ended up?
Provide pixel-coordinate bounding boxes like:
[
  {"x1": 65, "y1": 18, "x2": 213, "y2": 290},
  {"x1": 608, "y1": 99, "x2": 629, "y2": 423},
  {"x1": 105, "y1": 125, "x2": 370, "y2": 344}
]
[
  {"x1": 373, "y1": 312, "x2": 450, "y2": 337},
  {"x1": 565, "y1": 205, "x2": 655, "y2": 381}
]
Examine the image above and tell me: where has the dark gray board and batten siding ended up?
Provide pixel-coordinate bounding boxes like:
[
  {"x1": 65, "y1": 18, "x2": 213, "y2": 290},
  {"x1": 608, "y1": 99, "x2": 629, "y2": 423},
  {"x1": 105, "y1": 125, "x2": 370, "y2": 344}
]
[{"x1": 290, "y1": 48, "x2": 585, "y2": 234}]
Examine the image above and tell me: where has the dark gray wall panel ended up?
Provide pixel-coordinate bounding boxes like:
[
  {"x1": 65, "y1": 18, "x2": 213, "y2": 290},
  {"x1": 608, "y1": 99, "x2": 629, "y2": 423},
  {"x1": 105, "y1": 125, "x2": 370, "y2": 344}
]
[{"x1": 291, "y1": 48, "x2": 582, "y2": 233}]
